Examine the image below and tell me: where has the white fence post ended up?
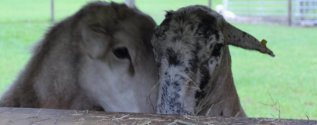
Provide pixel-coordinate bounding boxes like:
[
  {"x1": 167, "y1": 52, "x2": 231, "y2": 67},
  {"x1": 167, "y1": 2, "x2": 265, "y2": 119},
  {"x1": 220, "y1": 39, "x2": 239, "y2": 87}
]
[
  {"x1": 208, "y1": 0, "x2": 212, "y2": 9},
  {"x1": 50, "y1": 0, "x2": 54, "y2": 22},
  {"x1": 125, "y1": 0, "x2": 135, "y2": 7},
  {"x1": 288, "y1": 0, "x2": 292, "y2": 26}
]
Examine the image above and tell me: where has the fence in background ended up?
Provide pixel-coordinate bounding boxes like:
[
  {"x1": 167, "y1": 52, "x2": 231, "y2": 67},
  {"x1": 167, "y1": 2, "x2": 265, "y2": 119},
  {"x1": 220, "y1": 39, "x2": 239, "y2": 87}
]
[
  {"x1": 48, "y1": 0, "x2": 317, "y2": 26},
  {"x1": 293, "y1": 0, "x2": 317, "y2": 25},
  {"x1": 224, "y1": 0, "x2": 317, "y2": 26}
]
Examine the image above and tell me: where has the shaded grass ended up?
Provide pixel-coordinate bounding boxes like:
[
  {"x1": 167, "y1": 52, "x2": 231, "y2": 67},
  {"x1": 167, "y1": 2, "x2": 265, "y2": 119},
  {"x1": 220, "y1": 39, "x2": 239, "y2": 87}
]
[{"x1": 0, "y1": 0, "x2": 316, "y2": 120}]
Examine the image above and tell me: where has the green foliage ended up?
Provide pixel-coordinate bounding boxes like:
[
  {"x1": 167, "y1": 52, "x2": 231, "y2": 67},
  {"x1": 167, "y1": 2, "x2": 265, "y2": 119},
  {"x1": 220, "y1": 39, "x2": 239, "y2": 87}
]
[{"x1": 0, "y1": 0, "x2": 316, "y2": 120}]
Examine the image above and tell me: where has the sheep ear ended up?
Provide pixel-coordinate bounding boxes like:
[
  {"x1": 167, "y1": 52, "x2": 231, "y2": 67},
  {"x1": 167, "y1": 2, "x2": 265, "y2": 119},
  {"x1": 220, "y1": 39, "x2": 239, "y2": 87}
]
[
  {"x1": 165, "y1": 10, "x2": 174, "y2": 18},
  {"x1": 221, "y1": 21, "x2": 275, "y2": 57}
]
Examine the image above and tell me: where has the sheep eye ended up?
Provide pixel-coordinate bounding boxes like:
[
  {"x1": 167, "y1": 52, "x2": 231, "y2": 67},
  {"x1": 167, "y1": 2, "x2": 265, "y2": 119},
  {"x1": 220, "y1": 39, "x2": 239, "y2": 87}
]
[
  {"x1": 112, "y1": 47, "x2": 130, "y2": 59},
  {"x1": 214, "y1": 43, "x2": 223, "y2": 51},
  {"x1": 211, "y1": 43, "x2": 223, "y2": 57}
]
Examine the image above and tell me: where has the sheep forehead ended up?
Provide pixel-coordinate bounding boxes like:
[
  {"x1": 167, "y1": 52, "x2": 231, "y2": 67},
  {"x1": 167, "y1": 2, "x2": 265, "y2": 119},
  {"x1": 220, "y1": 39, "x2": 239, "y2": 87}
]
[
  {"x1": 80, "y1": 2, "x2": 155, "y2": 31},
  {"x1": 80, "y1": 2, "x2": 155, "y2": 50},
  {"x1": 152, "y1": 6, "x2": 224, "y2": 65}
]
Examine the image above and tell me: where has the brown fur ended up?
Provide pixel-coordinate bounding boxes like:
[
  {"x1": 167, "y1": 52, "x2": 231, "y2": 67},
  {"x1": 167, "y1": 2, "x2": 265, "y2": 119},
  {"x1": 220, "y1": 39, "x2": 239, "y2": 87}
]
[
  {"x1": 0, "y1": 2, "x2": 158, "y2": 113},
  {"x1": 195, "y1": 47, "x2": 246, "y2": 117}
]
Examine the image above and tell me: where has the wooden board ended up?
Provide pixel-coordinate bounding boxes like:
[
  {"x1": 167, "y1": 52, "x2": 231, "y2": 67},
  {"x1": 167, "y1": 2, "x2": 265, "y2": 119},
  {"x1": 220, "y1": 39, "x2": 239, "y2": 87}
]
[{"x1": 0, "y1": 107, "x2": 316, "y2": 125}]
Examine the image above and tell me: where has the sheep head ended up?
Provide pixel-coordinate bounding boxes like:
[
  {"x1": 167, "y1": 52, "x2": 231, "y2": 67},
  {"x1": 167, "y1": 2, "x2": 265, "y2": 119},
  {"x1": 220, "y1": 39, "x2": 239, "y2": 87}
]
[{"x1": 151, "y1": 5, "x2": 274, "y2": 115}]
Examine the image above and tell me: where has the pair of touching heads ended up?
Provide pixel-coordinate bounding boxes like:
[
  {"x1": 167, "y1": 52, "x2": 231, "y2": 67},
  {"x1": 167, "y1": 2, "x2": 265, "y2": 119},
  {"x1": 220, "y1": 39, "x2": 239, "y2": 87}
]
[
  {"x1": 79, "y1": 3, "x2": 275, "y2": 113},
  {"x1": 151, "y1": 5, "x2": 274, "y2": 114}
]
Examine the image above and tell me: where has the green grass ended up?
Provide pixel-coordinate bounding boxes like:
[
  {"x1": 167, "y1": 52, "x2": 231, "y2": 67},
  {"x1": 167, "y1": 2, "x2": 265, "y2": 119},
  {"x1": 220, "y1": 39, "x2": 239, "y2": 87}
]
[
  {"x1": 0, "y1": 0, "x2": 316, "y2": 120},
  {"x1": 230, "y1": 23, "x2": 317, "y2": 119}
]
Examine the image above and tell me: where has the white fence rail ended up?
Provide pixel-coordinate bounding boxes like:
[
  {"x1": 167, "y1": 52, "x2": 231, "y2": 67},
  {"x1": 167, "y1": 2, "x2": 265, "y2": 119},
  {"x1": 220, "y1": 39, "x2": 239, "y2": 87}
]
[
  {"x1": 293, "y1": 0, "x2": 317, "y2": 24},
  {"x1": 225, "y1": 0, "x2": 317, "y2": 26}
]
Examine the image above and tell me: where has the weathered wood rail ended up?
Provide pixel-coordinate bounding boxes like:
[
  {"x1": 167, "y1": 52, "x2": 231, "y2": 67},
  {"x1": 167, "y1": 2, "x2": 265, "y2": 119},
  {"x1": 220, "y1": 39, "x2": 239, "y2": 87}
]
[{"x1": 0, "y1": 107, "x2": 316, "y2": 125}]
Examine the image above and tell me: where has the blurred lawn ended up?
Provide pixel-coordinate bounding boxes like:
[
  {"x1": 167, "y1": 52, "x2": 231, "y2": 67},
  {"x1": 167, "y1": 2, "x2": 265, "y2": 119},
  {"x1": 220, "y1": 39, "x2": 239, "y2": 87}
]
[{"x1": 0, "y1": 0, "x2": 316, "y2": 120}]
